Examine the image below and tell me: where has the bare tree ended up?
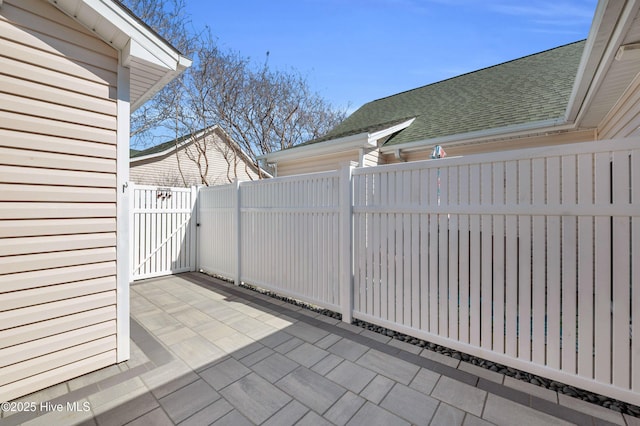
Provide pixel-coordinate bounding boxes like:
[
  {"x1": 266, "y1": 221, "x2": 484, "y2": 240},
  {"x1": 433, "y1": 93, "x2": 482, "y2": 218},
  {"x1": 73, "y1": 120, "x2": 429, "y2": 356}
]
[
  {"x1": 120, "y1": 1, "x2": 347, "y2": 184},
  {"x1": 188, "y1": 35, "x2": 347, "y2": 172},
  {"x1": 117, "y1": 0, "x2": 195, "y2": 146}
]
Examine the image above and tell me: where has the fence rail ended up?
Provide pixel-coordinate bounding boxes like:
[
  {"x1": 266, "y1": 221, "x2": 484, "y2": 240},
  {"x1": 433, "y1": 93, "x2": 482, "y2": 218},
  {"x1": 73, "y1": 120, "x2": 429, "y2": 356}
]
[{"x1": 134, "y1": 137, "x2": 640, "y2": 406}]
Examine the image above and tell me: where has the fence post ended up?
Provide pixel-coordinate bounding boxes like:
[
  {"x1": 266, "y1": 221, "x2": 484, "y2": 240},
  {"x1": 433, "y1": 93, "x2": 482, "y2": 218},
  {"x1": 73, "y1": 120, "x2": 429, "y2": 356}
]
[
  {"x1": 190, "y1": 185, "x2": 199, "y2": 272},
  {"x1": 128, "y1": 182, "x2": 135, "y2": 283},
  {"x1": 235, "y1": 179, "x2": 242, "y2": 286},
  {"x1": 339, "y1": 165, "x2": 354, "y2": 323}
]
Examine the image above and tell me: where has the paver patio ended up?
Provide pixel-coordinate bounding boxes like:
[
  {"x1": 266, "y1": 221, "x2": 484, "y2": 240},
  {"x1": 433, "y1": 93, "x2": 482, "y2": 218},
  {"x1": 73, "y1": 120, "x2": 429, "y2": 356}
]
[{"x1": 2, "y1": 273, "x2": 635, "y2": 426}]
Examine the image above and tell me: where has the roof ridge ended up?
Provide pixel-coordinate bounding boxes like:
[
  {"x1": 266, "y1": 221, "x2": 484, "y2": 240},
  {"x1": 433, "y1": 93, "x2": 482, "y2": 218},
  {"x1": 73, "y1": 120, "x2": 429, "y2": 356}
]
[{"x1": 367, "y1": 39, "x2": 587, "y2": 105}]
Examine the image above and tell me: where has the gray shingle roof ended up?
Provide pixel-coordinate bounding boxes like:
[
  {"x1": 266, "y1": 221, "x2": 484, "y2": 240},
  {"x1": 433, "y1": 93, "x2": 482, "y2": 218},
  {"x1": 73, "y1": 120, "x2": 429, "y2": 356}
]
[{"x1": 320, "y1": 40, "x2": 586, "y2": 148}]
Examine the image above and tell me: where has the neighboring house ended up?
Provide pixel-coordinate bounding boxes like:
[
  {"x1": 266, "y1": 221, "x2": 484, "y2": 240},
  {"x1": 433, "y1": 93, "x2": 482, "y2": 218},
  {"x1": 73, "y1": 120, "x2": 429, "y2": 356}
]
[
  {"x1": 0, "y1": 0, "x2": 189, "y2": 401},
  {"x1": 261, "y1": 0, "x2": 640, "y2": 176},
  {"x1": 130, "y1": 126, "x2": 265, "y2": 187}
]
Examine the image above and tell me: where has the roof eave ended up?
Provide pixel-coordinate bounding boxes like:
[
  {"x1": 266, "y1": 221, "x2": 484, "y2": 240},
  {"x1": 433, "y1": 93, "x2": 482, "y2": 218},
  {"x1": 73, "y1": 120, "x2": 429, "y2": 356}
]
[
  {"x1": 259, "y1": 118, "x2": 416, "y2": 163},
  {"x1": 50, "y1": 0, "x2": 192, "y2": 111},
  {"x1": 379, "y1": 118, "x2": 575, "y2": 154},
  {"x1": 258, "y1": 133, "x2": 374, "y2": 163},
  {"x1": 565, "y1": 0, "x2": 640, "y2": 125}
]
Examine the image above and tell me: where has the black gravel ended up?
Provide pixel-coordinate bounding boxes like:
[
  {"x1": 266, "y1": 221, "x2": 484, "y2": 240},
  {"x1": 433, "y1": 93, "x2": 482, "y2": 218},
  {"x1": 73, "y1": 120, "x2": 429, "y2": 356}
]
[{"x1": 221, "y1": 277, "x2": 639, "y2": 418}]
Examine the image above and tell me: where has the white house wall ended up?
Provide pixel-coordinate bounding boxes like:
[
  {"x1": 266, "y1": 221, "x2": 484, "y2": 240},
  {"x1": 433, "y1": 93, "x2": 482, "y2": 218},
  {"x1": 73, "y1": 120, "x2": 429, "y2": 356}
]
[{"x1": 0, "y1": 0, "x2": 119, "y2": 401}]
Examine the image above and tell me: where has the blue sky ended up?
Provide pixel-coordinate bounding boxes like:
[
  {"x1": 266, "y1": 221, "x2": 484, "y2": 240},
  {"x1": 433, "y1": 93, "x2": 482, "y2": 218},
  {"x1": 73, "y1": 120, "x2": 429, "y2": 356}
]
[{"x1": 186, "y1": 0, "x2": 598, "y2": 112}]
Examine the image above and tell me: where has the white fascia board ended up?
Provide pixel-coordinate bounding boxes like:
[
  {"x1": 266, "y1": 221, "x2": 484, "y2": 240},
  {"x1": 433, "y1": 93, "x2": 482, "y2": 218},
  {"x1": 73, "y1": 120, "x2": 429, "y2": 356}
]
[
  {"x1": 367, "y1": 118, "x2": 416, "y2": 143},
  {"x1": 258, "y1": 132, "x2": 374, "y2": 163},
  {"x1": 379, "y1": 117, "x2": 574, "y2": 154}
]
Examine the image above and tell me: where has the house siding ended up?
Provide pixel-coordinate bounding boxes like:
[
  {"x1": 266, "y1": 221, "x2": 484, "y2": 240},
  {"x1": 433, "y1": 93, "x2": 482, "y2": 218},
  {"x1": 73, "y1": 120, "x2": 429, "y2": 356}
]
[
  {"x1": 276, "y1": 149, "x2": 360, "y2": 177},
  {"x1": 131, "y1": 131, "x2": 260, "y2": 186},
  {"x1": 598, "y1": 71, "x2": 640, "y2": 139},
  {"x1": 0, "y1": 0, "x2": 119, "y2": 402}
]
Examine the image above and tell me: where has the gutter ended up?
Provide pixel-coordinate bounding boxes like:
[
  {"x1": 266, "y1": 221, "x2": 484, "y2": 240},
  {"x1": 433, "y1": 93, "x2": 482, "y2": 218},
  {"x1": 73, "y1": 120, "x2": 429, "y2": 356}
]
[{"x1": 379, "y1": 117, "x2": 573, "y2": 154}]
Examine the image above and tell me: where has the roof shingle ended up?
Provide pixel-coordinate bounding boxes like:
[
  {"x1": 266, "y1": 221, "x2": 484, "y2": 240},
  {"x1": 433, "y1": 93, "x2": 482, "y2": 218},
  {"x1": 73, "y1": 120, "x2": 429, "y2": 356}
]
[{"x1": 320, "y1": 40, "x2": 586, "y2": 148}]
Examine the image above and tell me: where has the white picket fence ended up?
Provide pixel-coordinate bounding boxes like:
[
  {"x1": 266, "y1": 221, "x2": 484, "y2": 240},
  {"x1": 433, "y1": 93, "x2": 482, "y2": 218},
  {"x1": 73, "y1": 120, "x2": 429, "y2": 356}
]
[
  {"x1": 130, "y1": 184, "x2": 197, "y2": 280},
  {"x1": 133, "y1": 137, "x2": 639, "y2": 405}
]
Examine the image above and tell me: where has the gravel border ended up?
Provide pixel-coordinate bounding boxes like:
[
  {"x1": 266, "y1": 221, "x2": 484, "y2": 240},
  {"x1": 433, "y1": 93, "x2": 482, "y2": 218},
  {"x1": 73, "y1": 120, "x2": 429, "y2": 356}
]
[{"x1": 209, "y1": 275, "x2": 640, "y2": 418}]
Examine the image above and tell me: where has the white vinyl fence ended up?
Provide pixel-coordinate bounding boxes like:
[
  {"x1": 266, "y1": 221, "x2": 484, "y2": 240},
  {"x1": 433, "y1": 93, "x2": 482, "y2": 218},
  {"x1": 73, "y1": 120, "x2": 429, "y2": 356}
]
[
  {"x1": 198, "y1": 171, "x2": 347, "y2": 312},
  {"x1": 134, "y1": 137, "x2": 639, "y2": 405},
  {"x1": 351, "y1": 139, "x2": 639, "y2": 405},
  {"x1": 130, "y1": 184, "x2": 197, "y2": 280}
]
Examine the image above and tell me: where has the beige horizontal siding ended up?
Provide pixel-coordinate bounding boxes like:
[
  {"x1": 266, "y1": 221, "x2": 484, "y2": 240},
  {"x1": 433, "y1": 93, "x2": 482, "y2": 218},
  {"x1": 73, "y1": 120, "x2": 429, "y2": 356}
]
[
  {"x1": 0, "y1": 184, "x2": 116, "y2": 203},
  {"x1": 0, "y1": 74, "x2": 116, "y2": 116},
  {"x1": 0, "y1": 165, "x2": 117, "y2": 188},
  {"x1": 0, "y1": 0, "x2": 119, "y2": 402},
  {"x1": 0, "y1": 262, "x2": 116, "y2": 293},
  {"x1": 275, "y1": 149, "x2": 359, "y2": 177},
  {"x1": 0, "y1": 277, "x2": 115, "y2": 311},
  {"x1": 598, "y1": 72, "x2": 640, "y2": 139},
  {"x1": 0, "y1": 36, "x2": 117, "y2": 87},
  {"x1": 2, "y1": 92, "x2": 116, "y2": 130},
  {"x1": 0, "y1": 233, "x2": 115, "y2": 257},
  {"x1": 131, "y1": 131, "x2": 261, "y2": 186},
  {"x1": 0, "y1": 202, "x2": 116, "y2": 219},
  {"x1": 1, "y1": 335, "x2": 116, "y2": 387},
  {"x1": 0, "y1": 291, "x2": 116, "y2": 330},
  {"x1": 0, "y1": 110, "x2": 116, "y2": 144},
  {"x1": 1, "y1": 56, "x2": 116, "y2": 101},
  {"x1": 0, "y1": 352, "x2": 116, "y2": 405},
  {"x1": 0, "y1": 129, "x2": 117, "y2": 159},
  {"x1": 0, "y1": 147, "x2": 115, "y2": 173},
  {"x1": 0, "y1": 247, "x2": 116, "y2": 275},
  {"x1": 0, "y1": 218, "x2": 116, "y2": 238},
  {"x1": 362, "y1": 148, "x2": 382, "y2": 167},
  {"x1": 0, "y1": 1, "x2": 118, "y2": 69},
  {"x1": 0, "y1": 306, "x2": 115, "y2": 348},
  {"x1": 1, "y1": 321, "x2": 116, "y2": 368}
]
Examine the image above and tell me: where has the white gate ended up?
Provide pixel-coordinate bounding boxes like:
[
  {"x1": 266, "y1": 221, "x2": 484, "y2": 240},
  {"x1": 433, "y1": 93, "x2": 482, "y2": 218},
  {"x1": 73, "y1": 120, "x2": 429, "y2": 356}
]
[{"x1": 130, "y1": 184, "x2": 197, "y2": 281}]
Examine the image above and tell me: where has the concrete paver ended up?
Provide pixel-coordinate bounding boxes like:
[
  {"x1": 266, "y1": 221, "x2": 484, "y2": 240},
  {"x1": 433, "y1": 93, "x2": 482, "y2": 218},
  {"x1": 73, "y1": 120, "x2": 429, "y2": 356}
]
[
  {"x1": 379, "y1": 383, "x2": 439, "y2": 426},
  {"x1": 431, "y1": 375, "x2": 487, "y2": 417},
  {"x1": 326, "y1": 360, "x2": 377, "y2": 394},
  {"x1": 430, "y1": 403, "x2": 466, "y2": 426},
  {"x1": 482, "y1": 394, "x2": 574, "y2": 426},
  {"x1": 219, "y1": 373, "x2": 291, "y2": 424},
  {"x1": 6, "y1": 273, "x2": 634, "y2": 426},
  {"x1": 275, "y1": 367, "x2": 346, "y2": 414}
]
